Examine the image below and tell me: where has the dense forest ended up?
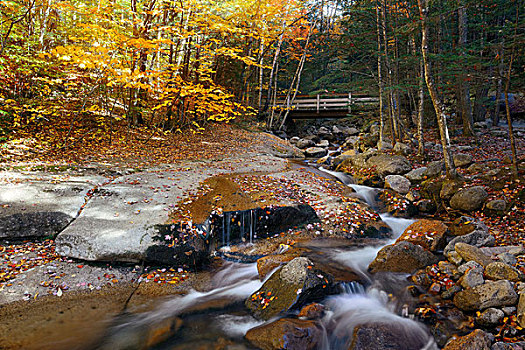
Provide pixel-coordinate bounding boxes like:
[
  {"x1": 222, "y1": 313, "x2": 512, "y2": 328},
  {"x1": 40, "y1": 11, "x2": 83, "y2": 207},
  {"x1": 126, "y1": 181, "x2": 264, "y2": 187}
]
[{"x1": 1, "y1": 0, "x2": 523, "y2": 136}]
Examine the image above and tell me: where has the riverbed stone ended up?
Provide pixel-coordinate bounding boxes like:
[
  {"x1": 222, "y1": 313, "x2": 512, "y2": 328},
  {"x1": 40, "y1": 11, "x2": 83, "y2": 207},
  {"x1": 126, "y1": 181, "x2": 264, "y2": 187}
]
[
  {"x1": 440, "y1": 178, "x2": 465, "y2": 201},
  {"x1": 453, "y1": 280, "x2": 518, "y2": 311},
  {"x1": 296, "y1": 138, "x2": 316, "y2": 149},
  {"x1": 350, "y1": 322, "x2": 430, "y2": 350},
  {"x1": 396, "y1": 219, "x2": 448, "y2": 252},
  {"x1": 393, "y1": 142, "x2": 412, "y2": 156},
  {"x1": 476, "y1": 308, "x2": 505, "y2": 327},
  {"x1": 450, "y1": 186, "x2": 489, "y2": 212},
  {"x1": 425, "y1": 161, "x2": 445, "y2": 178},
  {"x1": 443, "y1": 329, "x2": 493, "y2": 350},
  {"x1": 245, "y1": 318, "x2": 323, "y2": 350},
  {"x1": 453, "y1": 153, "x2": 474, "y2": 168},
  {"x1": 405, "y1": 167, "x2": 428, "y2": 183},
  {"x1": 459, "y1": 264, "x2": 484, "y2": 289},
  {"x1": 450, "y1": 216, "x2": 489, "y2": 236},
  {"x1": 245, "y1": 257, "x2": 336, "y2": 320},
  {"x1": 444, "y1": 230, "x2": 495, "y2": 257},
  {"x1": 518, "y1": 293, "x2": 525, "y2": 328},
  {"x1": 384, "y1": 175, "x2": 411, "y2": 194},
  {"x1": 485, "y1": 200, "x2": 507, "y2": 216},
  {"x1": 454, "y1": 242, "x2": 493, "y2": 267},
  {"x1": 368, "y1": 241, "x2": 438, "y2": 274},
  {"x1": 485, "y1": 262, "x2": 524, "y2": 282},
  {"x1": 304, "y1": 147, "x2": 328, "y2": 158},
  {"x1": 316, "y1": 140, "x2": 330, "y2": 148},
  {"x1": 366, "y1": 154, "x2": 412, "y2": 176},
  {"x1": 256, "y1": 254, "x2": 298, "y2": 280}
]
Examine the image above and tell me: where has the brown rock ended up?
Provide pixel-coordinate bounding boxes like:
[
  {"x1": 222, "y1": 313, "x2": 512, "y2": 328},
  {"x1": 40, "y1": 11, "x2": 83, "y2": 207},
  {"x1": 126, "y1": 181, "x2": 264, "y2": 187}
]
[
  {"x1": 257, "y1": 254, "x2": 296, "y2": 280},
  {"x1": 396, "y1": 219, "x2": 448, "y2": 252},
  {"x1": 298, "y1": 303, "x2": 325, "y2": 320},
  {"x1": 518, "y1": 293, "x2": 525, "y2": 328},
  {"x1": 443, "y1": 329, "x2": 492, "y2": 350},
  {"x1": 453, "y1": 280, "x2": 518, "y2": 311},
  {"x1": 245, "y1": 318, "x2": 322, "y2": 350},
  {"x1": 368, "y1": 241, "x2": 438, "y2": 274},
  {"x1": 454, "y1": 242, "x2": 493, "y2": 267},
  {"x1": 485, "y1": 262, "x2": 524, "y2": 282}
]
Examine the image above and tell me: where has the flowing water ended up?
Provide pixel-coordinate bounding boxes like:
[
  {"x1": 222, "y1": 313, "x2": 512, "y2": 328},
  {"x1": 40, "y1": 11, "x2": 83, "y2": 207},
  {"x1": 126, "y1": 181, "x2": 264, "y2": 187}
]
[{"x1": 100, "y1": 168, "x2": 436, "y2": 349}]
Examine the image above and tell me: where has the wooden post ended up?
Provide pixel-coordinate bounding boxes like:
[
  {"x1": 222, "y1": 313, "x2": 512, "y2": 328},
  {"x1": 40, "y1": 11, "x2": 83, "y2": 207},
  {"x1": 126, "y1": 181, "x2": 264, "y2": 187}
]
[{"x1": 316, "y1": 94, "x2": 320, "y2": 113}]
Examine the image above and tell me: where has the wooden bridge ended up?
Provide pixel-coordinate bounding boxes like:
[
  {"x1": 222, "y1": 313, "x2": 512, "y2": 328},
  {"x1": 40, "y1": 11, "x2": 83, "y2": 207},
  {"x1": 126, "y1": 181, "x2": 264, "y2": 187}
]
[{"x1": 274, "y1": 93, "x2": 379, "y2": 119}]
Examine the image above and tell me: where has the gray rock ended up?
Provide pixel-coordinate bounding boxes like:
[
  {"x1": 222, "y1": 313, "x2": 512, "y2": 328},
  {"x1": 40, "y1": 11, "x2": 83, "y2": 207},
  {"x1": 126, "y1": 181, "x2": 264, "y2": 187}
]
[
  {"x1": 459, "y1": 264, "x2": 484, "y2": 289},
  {"x1": 491, "y1": 341, "x2": 525, "y2": 350},
  {"x1": 316, "y1": 140, "x2": 330, "y2": 148},
  {"x1": 454, "y1": 242, "x2": 493, "y2": 267},
  {"x1": 405, "y1": 167, "x2": 428, "y2": 183},
  {"x1": 317, "y1": 126, "x2": 330, "y2": 136},
  {"x1": 453, "y1": 153, "x2": 474, "y2": 168},
  {"x1": 444, "y1": 230, "x2": 495, "y2": 256},
  {"x1": 485, "y1": 262, "x2": 524, "y2": 282},
  {"x1": 290, "y1": 136, "x2": 300, "y2": 144},
  {"x1": 296, "y1": 138, "x2": 316, "y2": 149},
  {"x1": 393, "y1": 142, "x2": 412, "y2": 156},
  {"x1": 485, "y1": 200, "x2": 507, "y2": 212},
  {"x1": 502, "y1": 306, "x2": 516, "y2": 316},
  {"x1": 366, "y1": 154, "x2": 412, "y2": 176},
  {"x1": 425, "y1": 161, "x2": 445, "y2": 178},
  {"x1": 450, "y1": 186, "x2": 489, "y2": 212},
  {"x1": 344, "y1": 127, "x2": 360, "y2": 136},
  {"x1": 368, "y1": 241, "x2": 438, "y2": 274},
  {"x1": 332, "y1": 125, "x2": 343, "y2": 134},
  {"x1": 350, "y1": 322, "x2": 430, "y2": 350},
  {"x1": 476, "y1": 308, "x2": 504, "y2": 327},
  {"x1": 304, "y1": 147, "x2": 328, "y2": 158},
  {"x1": 518, "y1": 293, "x2": 525, "y2": 328},
  {"x1": 377, "y1": 140, "x2": 393, "y2": 151},
  {"x1": 453, "y1": 280, "x2": 518, "y2": 311},
  {"x1": 280, "y1": 257, "x2": 311, "y2": 285},
  {"x1": 245, "y1": 318, "x2": 323, "y2": 350},
  {"x1": 343, "y1": 136, "x2": 360, "y2": 149},
  {"x1": 458, "y1": 261, "x2": 484, "y2": 275},
  {"x1": 384, "y1": 175, "x2": 411, "y2": 195}
]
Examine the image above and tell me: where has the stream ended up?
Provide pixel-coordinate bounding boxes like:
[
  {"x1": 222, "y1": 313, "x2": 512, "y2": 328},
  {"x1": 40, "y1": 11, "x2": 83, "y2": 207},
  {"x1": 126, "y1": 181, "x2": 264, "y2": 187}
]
[{"x1": 98, "y1": 170, "x2": 438, "y2": 350}]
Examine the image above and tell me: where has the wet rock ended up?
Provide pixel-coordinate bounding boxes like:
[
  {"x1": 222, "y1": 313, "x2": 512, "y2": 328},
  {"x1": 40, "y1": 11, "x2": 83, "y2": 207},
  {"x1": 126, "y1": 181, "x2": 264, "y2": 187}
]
[
  {"x1": 396, "y1": 219, "x2": 448, "y2": 252},
  {"x1": 441, "y1": 285, "x2": 462, "y2": 300},
  {"x1": 439, "y1": 261, "x2": 462, "y2": 280},
  {"x1": 0, "y1": 211, "x2": 72, "y2": 239},
  {"x1": 453, "y1": 280, "x2": 518, "y2": 311},
  {"x1": 366, "y1": 154, "x2": 412, "y2": 176},
  {"x1": 518, "y1": 293, "x2": 525, "y2": 328},
  {"x1": 454, "y1": 242, "x2": 493, "y2": 267},
  {"x1": 476, "y1": 308, "x2": 504, "y2": 327},
  {"x1": 485, "y1": 262, "x2": 524, "y2": 282},
  {"x1": 377, "y1": 190, "x2": 418, "y2": 218},
  {"x1": 304, "y1": 147, "x2": 328, "y2": 158},
  {"x1": 450, "y1": 186, "x2": 489, "y2": 212},
  {"x1": 298, "y1": 303, "x2": 325, "y2": 320},
  {"x1": 405, "y1": 167, "x2": 428, "y2": 183},
  {"x1": 245, "y1": 318, "x2": 322, "y2": 350},
  {"x1": 296, "y1": 139, "x2": 316, "y2": 149},
  {"x1": 393, "y1": 142, "x2": 412, "y2": 156},
  {"x1": 453, "y1": 153, "x2": 474, "y2": 168},
  {"x1": 256, "y1": 254, "x2": 297, "y2": 280},
  {"x1": 384, "y1": 175, "x2": 411, "y2": 195},
  {"x1": 491, "y1": 341, "x2": 525, "y2": 350},
  {"x1": 412, "y1": 269, "x2": 432, "y2": 288},
  {"x1": 444, "y1": 230, "x2": 495, "y2": 257},
  {"x1": 349, "y1": 322, "x2": 430, "y2": 350},
  {"x1": 245, "y1": 257, "x2": 336, "y2": 320},
  {"x1": 316, "y1": 140, "x2": 330, "y2": 148},
  {"x1": 443, "y1": 329, "x2": 493, "y2": 350},
  {"x1": 368, "y1": 241, "x2": 438, "y2": 274}
]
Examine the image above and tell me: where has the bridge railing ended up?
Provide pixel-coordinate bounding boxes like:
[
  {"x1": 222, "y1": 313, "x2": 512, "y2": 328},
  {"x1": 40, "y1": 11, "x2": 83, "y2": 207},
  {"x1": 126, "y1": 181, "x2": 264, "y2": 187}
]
[{"x1": 274, "y1": 93, "x2": 379, "y2": 113}]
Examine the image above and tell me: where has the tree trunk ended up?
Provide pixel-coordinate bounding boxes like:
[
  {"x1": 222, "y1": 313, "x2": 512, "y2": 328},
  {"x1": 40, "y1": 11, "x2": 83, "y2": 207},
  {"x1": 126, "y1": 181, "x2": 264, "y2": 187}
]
[
  {"x1": 457, "y1": 1, "x2": 474, "y2": 136},
  {"x1": 418, "y1": 0, "x2": 457, "y2": 179},
  {"x1": 376, "y1": 1, "x2": 385, "y2": 147},
  {"x1": 381, "y1": 0, "x2": 396, "y2": 145},
  {"x1": 417, "y1": 56, "x2": 425, "y2": 156}
]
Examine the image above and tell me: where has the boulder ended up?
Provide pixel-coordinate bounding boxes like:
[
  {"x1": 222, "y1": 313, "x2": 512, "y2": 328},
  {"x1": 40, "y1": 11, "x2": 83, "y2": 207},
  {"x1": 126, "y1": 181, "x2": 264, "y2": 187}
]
[
  {"x1": 405, "y1": 167, "x2": 428, "y2": 183},
  {"x1": 350, "y1": 323, "x2": 430, "y2": 350},
  {"x1": 497, "y1": 252, "x2": 518, "y2": 266},
  {"x1": 393, "y1": 142, "x2": 412, "y2": 156},
  {"x1": 454, "y1": 242, "x2": 493, "y2": 267},
  {"x1": 416, "y1": 199, "x2": 437, "y2": 213},
  {"x1": 245, "y1": 318, "x2": 323, "y2": 350},
  {"x1": 476, "y1": 308, "x2": 504, "y2": 327},
  {"x1": 296, "y1": 139, "x2": 316, "y2": 149},
  {"x1": 485, "y1": 262, "x2": 524, "y2": 282},
  {"x1": 256, "y1": 254, "x2": 297, "y2": 280},
  {"x1": 396, "y1": 219, "x2": 448, "y2": 252},
  {"x1": 304, "y1": 147, "x2": 328, "y2": 158},
  {"x1": 459, "y1": 263, "x2": 484, "y2": 289},
  {"x1": 453, "y1": 153, "x2": 474, "y2": 168},
  {"x1": 384, "y1": 175, "x2": 411, "y2": 195},
  {"x1": 245, "y1": 258, "x2": 336, "y2": 320},
  {"x1": 444, "y1": 230, "x2": 495, "y2": 257},
  {"x1": 366, "y1": 154, "x2": 412, "y2": 176},
  {"x1": 518, "y1": 293, "x2": 525, "y2": 328},
  {"x1": 443, "y1": 329, "x2": 493, "y2": 350},
  {"x1": 440, "y1": 179, "x2": 465, "y2": 201},
  {"x1": 316, "y1": 140, "x2": 330, "y2": 148},
  {"x1": 450, "y1": 186, "x2": 489, "y2": 212},
  {"x1": 368, "y1": 241, "x2": 438, "y2": 274},
  {"x1": 425, "y1": 161, "x2": 445, "y2": 178},
  {"x1": 450, "y1": 216, "x2": 489, "y2": 236},
  {"x1": 297, "y1": 303, "x2": 325, "y2": 320},
  {"x1": 453, "y1": 280, "x2": 518, "y2": 311},
  {"x1": 484, "y1": 200, "x2": 507, "y2": 216}
]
